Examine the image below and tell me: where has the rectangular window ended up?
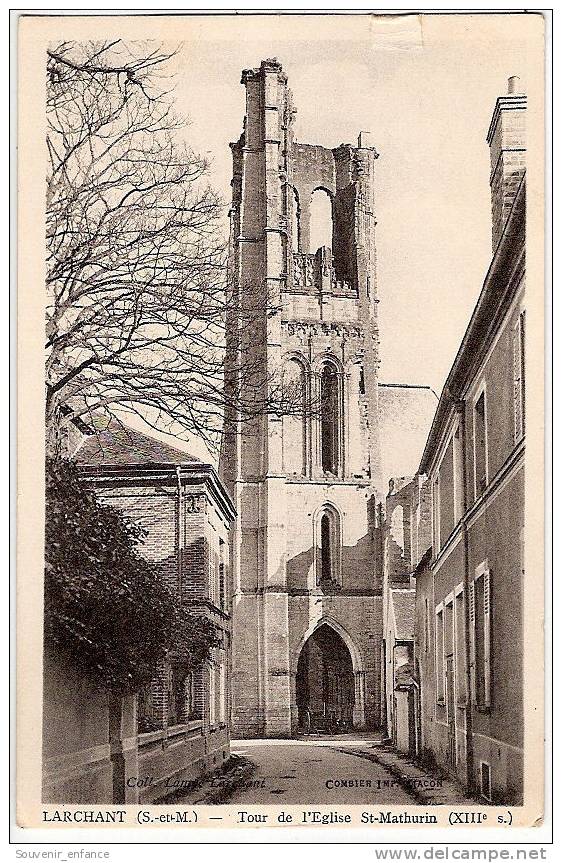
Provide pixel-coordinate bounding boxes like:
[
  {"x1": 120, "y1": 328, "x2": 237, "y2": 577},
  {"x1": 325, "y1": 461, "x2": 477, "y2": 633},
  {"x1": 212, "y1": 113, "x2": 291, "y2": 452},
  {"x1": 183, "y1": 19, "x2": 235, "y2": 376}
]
[
  {"x1": 470, "y1": 567, "x2": 492, "y2": 708},
  {"x1": 219, "y1": 538, "x2": 227, "y2": 610},
  {"x1": 424, "y1": 597, "x2": 430, "y2": 653},
  {"x1": 436, "y1": 606, "x2": 445, "y2": 703},
  {"x1": 137, "y1": 681, "x2": 162, "y2": 734},
  {"x1": 218, "y1": 657, "x2": 226, "y2": 725},
  {"x1": 191, "y1": 665, "x2": 204, "y2": 721},
  {"x1": 208, "y1": 546, "x2": 215, "y2": 605},
  {"x1": 473, "y1": 389, "x2": 488, "y2": 497},
  {"x1": 209, "y1": 545, "x2": 221, "y2": 608},
  {"x1": 209, "y1": 661, "x2": 216, "y2": 727},
  {"x1": 168, "y1": 665, "x2": 192, "y2": 727},
  {"x1": 439, "y1": 442, "x2": 454, "y2": 546},
  {"x1": 455, "y1": 589, "x2": 467, "y2": 704},
  {"x1": 432, "y1": 477, "x2": 441, "y2": 553},
  {"x1": 453, "y1": 425, "x2": 463, "y2": 523},
  {"x1": 481, "y1": 762, "x2": 492, "y2": 802},
  {"x1": 444, "y1": 598, "x2": 454, "y2": 714},
  {"x1": 513, "y1": 309, "x2": 526, "y2": 441},
  {"x1": 186, "y1": 671, "x2": 194, "y2": 719}
]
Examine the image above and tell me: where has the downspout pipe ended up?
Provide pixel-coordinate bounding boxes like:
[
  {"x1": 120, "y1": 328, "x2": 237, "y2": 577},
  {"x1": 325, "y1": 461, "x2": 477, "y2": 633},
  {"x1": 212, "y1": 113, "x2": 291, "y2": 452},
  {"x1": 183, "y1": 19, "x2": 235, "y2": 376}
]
[
  {"x1": 457, "y1": 399, "x2": 475, "y2": 791},
  {"x1": 176, "y1": 466, "x2": 183, "y2": 599}
]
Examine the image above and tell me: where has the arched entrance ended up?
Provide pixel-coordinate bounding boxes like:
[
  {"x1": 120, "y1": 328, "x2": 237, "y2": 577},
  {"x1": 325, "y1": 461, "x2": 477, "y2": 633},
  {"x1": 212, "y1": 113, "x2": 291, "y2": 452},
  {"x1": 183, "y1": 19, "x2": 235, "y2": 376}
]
[{"x1": 295, "y1": 623, "x2": 355, "y2": 733}]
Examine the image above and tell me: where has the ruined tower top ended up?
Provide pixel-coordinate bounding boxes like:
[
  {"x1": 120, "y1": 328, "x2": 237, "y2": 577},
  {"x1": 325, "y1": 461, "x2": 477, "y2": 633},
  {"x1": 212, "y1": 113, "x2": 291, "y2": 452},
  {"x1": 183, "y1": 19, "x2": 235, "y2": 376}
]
[
  {"x1": 230, "y1": 58, "x2": 381, "y2": 324},
  {"x1": 224, "y1": 58, "x2": 384, "y2": 498}
]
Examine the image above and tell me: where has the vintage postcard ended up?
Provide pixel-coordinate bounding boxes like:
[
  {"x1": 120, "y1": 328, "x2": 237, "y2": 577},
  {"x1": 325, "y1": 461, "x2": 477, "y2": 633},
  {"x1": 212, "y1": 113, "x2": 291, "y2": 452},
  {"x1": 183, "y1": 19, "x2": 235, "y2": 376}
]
[{"x1": 15, "y1": 10, "x2": 547, "y2": 843}]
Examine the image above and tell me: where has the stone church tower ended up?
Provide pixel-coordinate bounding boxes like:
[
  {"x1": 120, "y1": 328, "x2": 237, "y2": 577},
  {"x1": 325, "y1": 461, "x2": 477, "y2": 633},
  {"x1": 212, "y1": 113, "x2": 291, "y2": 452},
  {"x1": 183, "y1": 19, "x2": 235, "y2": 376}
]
[{"x1": 220, "y1": 58, "x2": 385, "y2": 737}]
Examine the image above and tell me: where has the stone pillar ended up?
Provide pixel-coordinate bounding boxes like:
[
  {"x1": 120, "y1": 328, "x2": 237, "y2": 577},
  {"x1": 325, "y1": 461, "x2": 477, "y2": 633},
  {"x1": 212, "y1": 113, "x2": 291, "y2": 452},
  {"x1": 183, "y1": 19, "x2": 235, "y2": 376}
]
[
  {"x1": 353, "y1": 143, "x2": 384, "y2": 501},
  {"x1": 228, "y1": 59, "x2": 294, "y2": 738},
  {"x1": 109, "y1": 694, "x2": 139, "y2": 805}
]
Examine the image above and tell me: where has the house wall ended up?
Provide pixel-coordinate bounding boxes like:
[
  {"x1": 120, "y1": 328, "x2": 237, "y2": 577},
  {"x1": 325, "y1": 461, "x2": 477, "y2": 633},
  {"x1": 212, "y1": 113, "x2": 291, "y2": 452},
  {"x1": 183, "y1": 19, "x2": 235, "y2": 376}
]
[
  {"x1": 466, "y1": 466, "x2": 524, "y2": 802},
  {"x1": 419, "y1": 262, "x2": 525, "y2": 803},
  {"x1": 43, "y1": 468, "x2": 234, "y2": 803}
]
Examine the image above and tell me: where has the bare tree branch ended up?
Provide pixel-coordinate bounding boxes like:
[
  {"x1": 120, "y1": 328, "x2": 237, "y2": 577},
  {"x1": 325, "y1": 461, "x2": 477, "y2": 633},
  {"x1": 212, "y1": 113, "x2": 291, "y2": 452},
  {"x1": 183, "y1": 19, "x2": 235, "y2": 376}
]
[{"x1": 46, "y1": 40, "x2": 304, "y2": 459}]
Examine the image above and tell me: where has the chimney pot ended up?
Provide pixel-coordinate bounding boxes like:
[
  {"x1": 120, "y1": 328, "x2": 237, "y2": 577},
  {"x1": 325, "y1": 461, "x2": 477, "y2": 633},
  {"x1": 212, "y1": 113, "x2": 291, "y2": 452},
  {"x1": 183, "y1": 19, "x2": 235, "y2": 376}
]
[{"x1": 507, "y1": 75, "x2": 520, "y2": 94}]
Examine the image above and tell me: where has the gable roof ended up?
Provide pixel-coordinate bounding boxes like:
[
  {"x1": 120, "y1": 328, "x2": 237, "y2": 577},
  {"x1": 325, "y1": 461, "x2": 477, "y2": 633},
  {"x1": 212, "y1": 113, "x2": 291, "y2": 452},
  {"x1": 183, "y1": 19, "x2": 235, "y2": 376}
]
[{"x1": 74, "y1": 420, "x2": 202, "y2": 468}]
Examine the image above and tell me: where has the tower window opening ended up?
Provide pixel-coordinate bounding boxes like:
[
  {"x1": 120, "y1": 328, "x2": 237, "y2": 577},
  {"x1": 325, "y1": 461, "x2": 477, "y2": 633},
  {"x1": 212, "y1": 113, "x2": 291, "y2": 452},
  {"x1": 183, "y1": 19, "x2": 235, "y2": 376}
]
[
  {"x1": 316, "y1": 504, "x2": 341, "y2": 588},
  {"x1": 290, "y1": 186, "x2": 300, "y2": 253},
  {"x1": 309, "y1": 188, "x2": 333, "y2": 253},
  {"x1": 321, "y1": 513, "x2": 332, "y2": 582},
  {"x1": 359, "y1": 366, "x2": 365, "y2": 395},
  {"x1": 321, "y1": 363, "x2": 340, "y2": 474}
]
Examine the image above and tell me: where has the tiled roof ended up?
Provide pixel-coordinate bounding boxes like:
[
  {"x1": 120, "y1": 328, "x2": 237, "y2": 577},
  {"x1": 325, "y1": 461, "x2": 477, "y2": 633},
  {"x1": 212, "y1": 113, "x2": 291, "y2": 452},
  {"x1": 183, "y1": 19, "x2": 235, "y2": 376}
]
[
  {"x1": 390, "y1": 588, "x2": 416, "y2": 640},
  {"x1": 74, "y1": 420, "x2": 202, "y2": 468}
]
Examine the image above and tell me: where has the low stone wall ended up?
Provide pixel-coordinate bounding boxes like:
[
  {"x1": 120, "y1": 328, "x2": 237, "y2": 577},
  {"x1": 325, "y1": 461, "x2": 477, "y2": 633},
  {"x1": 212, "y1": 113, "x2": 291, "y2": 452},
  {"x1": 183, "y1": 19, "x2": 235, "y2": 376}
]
[{"x1": 42, "y1": 652, "x2": 230, "y2": 804}]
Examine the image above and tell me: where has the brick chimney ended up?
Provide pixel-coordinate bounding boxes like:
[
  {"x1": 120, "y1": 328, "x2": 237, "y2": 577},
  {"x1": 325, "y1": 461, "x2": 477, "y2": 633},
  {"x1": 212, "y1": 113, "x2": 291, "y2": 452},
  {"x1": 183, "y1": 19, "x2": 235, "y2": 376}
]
[{"x1": 487, "y1": 76, "x2": 527, "y2": 251}]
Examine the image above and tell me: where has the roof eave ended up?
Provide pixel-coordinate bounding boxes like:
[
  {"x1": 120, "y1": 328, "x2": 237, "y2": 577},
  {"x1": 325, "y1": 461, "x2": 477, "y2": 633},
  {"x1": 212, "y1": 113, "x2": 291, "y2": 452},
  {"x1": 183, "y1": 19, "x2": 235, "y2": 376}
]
[{"x1": 78, "y1": 460, "x2": 237, "y2": 523}]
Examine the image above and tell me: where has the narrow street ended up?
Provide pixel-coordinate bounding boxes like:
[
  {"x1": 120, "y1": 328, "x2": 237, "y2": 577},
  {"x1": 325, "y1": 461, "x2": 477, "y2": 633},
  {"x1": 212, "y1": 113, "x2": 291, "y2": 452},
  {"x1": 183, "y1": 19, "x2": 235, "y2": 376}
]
[{"x1": 227, "y1": 737, "x2": 417, "y2": 805}]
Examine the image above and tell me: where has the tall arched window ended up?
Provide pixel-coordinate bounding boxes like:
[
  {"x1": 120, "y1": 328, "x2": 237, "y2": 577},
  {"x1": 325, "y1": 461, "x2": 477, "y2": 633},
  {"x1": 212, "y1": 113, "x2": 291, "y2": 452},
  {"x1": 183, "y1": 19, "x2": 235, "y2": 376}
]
[
  {"x1": 282, "y1": 358, "x2": 307, "y2": 475},
  {"x1": 320, "y1": 513, "x2": 332, "y2": 581},
  {"x1": 348, "y1": 361, "x2": 364, "y2": 477},
  {"x1": 315, "y1": 504, "x2": 341, "y2": 586},
  {"x1": 309, "y1": 188, "x2": 333, "y2": 253},
  {"x1": 290, "y1": 186, "x2": 300, "y2": 252},
  {"x1": 321, "y1": 362, "x2": 340, "y2": 475}
]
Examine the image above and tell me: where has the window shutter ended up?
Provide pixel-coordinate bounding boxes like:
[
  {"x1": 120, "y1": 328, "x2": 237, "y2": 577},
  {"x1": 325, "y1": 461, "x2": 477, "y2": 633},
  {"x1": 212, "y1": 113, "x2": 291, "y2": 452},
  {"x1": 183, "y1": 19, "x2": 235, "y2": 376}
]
[
  {"x1": 469, "y1": 581, "x2": 476, "y2": 703},
  {"x1": 483, "y1": 571, "x2": 492, "y2": 707},
  {"x1": 192, "y1": 665, "x2": 204, "y2": 720},
  {"x1": 433, "y1": 477, "x2": 440, "y2": 552},
  {"x1": 208, "y1": 658, "x2": 216, "y2": 727},
  {"x1": 435, "y1": 609, "x2": 444, "y2": 702}
]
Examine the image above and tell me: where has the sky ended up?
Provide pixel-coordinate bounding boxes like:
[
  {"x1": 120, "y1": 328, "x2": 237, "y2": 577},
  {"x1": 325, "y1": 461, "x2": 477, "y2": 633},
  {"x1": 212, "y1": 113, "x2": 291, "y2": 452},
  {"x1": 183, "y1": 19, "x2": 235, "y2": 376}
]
[{"x1": 115, "y1": 13, "x2": 534, "y2": 461}]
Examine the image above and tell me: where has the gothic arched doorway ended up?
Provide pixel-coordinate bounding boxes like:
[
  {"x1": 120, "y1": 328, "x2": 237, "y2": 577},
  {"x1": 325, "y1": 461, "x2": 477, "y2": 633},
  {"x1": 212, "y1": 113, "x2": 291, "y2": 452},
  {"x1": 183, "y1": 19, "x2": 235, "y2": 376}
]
[{"x1": 295, "y1": 624, "x2": 355, "y2": 733}]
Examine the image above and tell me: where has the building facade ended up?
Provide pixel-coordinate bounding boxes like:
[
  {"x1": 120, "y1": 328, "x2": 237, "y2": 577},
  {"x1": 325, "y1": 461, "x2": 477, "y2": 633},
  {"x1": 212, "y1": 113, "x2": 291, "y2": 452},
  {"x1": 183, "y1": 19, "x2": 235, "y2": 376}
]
[
  {"x1": 43, "y1": 423, "x2": 236, "y2": 803},
  {"x1": 381, "y1": 475, "x2": 431, "y2": 754},
  {"x1": 220, "y1": 58, "x2": 388, "y2": 737},
  {"x1": 413, "y1": 78, "x2": 526, "y2": 804}
]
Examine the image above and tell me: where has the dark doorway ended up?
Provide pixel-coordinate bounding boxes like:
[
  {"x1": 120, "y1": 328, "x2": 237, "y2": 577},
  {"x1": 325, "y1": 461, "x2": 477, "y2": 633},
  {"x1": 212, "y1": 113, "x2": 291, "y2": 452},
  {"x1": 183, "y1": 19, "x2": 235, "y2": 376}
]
[{"x1": 296, "y1": 624, "x2": 355, "y2": 733}]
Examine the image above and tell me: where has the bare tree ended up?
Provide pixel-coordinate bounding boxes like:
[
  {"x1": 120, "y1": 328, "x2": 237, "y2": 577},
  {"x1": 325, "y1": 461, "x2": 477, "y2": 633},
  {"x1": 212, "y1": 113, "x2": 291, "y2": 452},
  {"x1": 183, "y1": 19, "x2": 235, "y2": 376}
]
[{"x1": 46, "y1": 40, "x2": 294, "y2": 458}]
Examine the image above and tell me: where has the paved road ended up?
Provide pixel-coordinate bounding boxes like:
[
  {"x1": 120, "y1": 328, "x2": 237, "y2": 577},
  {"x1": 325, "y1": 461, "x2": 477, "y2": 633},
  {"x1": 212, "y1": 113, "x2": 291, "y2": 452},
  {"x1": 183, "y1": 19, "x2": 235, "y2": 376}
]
[{"x1": 228, "y1": 738, "x2": 417, "y2": 805}]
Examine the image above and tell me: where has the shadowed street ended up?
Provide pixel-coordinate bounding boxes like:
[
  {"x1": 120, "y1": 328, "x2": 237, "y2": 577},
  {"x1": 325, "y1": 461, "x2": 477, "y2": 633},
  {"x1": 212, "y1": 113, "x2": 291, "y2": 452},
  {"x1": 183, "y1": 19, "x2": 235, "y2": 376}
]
[{"x1": 226, "y1": 737, "x2": 417, "y2": 805}]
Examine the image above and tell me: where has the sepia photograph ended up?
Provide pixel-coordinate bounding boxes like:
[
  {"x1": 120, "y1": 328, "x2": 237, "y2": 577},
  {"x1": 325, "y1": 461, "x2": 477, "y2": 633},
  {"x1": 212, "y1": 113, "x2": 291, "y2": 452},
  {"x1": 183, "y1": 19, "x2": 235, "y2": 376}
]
[{"x1": 15, "y1": 10, "x2": 547, "y2": 838}]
